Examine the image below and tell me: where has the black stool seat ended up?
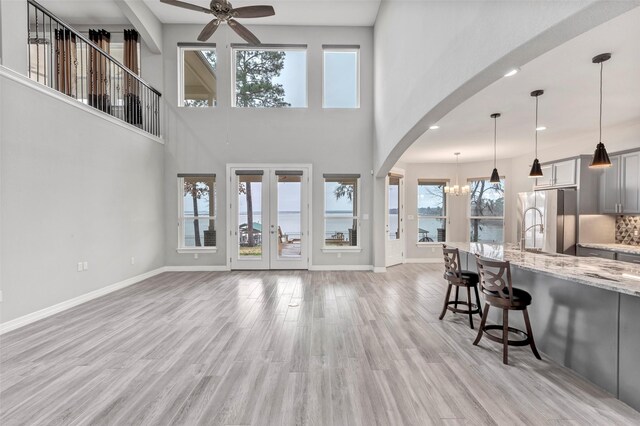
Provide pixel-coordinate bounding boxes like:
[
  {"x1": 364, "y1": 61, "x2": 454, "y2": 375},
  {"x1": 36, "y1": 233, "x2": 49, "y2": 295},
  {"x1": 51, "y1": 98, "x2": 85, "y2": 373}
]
[
  {"x1": 460, "y1": 270, "x2": 479, "y2": 285},
  {"x1": 484, "y1": 287, "x2": 531, "y2": 305}
]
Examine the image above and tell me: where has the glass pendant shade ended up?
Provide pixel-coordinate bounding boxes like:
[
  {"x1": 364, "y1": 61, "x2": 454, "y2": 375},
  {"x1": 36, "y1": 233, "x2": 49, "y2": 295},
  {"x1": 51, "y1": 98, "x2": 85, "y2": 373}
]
[
  {"x1": 490, "y1": 168, "x2": 500, "y2": 183},
  {"x1": 589, "y1": 142, "x2": 611, "y2": 168},
  {"x1": 529, "y1": 158, "x2": 543, "y2": 177}
]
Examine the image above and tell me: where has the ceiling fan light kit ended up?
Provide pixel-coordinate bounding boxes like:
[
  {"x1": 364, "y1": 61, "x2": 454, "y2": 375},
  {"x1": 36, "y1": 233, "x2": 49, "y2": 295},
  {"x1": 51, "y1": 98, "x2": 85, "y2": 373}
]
[
  {"x1": 529, "y1": 89, "x2": 545, "y2": 178},
  {"x1": 160, "y1": 0, "x2": 275, "y2": 44},
  {"x1": 589, "y1": 52, "x2": 612, "y2": 168}
]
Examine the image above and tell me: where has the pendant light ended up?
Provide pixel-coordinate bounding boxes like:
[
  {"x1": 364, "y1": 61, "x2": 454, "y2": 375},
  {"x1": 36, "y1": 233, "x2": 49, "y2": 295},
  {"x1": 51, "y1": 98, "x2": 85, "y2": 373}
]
[
  {"x1": 589, "y1": 53, "x2": 612, "y2": 168},
  {"x1": 529, "y1": 90, "x2": 544, "y2": 177},
  {"x1": 490, "y1": 113, "x2": 501, "y2": 183},
  {"x1": 444, "y1": 153, "x2": 470, "y2": 196}
]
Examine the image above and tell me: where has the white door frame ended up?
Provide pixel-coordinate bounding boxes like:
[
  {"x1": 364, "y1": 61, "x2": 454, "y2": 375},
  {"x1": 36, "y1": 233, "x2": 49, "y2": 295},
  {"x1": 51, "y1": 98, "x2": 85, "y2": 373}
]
[
  {"x1": 226, "y1": 163, "x2": 313, "y2": 270},
  {"x1": 385, "y1": 167, "x2": 405, "y2": 267}
]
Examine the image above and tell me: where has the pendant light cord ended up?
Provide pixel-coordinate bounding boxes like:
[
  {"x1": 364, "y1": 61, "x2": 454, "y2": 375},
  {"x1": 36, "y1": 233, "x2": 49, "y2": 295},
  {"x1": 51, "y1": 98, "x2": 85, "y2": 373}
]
[
  {"x1": 535, "y1": 95, "x2": 539, "y2": 157},
  {"x1": 599, "y1": 61, "x2": 603, "y2": 143},
  {"x1": 493, "y1": 116, "x2": 497, "y2": 168}
]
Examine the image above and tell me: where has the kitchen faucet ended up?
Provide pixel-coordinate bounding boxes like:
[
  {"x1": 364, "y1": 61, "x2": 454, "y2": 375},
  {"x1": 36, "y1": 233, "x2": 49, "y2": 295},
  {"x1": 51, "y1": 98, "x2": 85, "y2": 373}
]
[{"x1": 521, "y1": 207, "x2": 544, "y2": 251}]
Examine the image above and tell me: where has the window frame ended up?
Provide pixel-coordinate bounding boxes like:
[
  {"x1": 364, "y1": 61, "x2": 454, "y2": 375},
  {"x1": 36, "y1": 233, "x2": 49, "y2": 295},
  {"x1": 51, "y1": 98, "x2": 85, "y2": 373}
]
[
  {"x1": 231, "y1": 43, "x2": 308, "y2": 108},
  {"x1": 177, "y1": 43, "x2": 217, "y2": 108},
  {"x1": 177, "y1": 174, "x2": 217, "y2": 253},
  {"x1": 416, "y1": 179, "x2": 449, "y2": 246},
  {"x1": 467, "y1": 176, "x2": 506, "y2": 244},
  {"x1": 322, "y1": 174, "x2": 362, "y2": 252},
  {"x1": 322, "y1": 45, "x2": 360, "y2": 109}
]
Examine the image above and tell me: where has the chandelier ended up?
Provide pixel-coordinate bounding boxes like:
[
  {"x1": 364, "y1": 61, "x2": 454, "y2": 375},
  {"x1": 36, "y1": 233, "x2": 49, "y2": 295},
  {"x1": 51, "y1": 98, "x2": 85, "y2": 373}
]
[{"x1": 444, "y1": 152, "x2": 469, "y2": 196}]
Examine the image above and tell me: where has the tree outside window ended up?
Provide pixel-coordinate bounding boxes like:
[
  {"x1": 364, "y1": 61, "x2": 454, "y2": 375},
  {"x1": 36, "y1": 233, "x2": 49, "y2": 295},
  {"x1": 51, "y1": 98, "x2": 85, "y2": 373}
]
[
  {"x1": 469, "y1": 178, "x2": 505, "y2": 243},
  {"x1": 417, "y1": 181, "x2": 447, "y2": 243}
]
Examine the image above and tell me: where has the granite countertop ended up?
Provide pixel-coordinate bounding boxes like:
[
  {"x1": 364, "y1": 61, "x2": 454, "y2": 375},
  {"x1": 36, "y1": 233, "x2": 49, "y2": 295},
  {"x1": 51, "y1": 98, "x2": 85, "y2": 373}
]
[
  {"x1": 446, "y1": 242, "x2": 640, "y2": 297},
  {"x1": 577, "y1": 243, "x2": 640, "y2": 255}
]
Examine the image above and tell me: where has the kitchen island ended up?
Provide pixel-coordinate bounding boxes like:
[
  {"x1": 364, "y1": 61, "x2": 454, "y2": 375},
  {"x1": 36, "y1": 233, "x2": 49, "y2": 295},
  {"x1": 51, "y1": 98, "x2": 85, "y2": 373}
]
[{"x1": 446, "y1": 242, "x2": 640, "y2": 412}]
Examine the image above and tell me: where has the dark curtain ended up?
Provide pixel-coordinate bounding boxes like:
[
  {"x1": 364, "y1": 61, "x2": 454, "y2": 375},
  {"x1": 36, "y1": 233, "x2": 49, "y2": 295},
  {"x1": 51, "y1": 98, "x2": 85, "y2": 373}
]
[
  {"x1": 88, "y1": 29, "x2": 111, "y2": 113},
  {"x1": 123, "y1": 29, "x2": 142, "y2": 125},
  {"x1": 54, "y1": 29, "x2": 77, "y2": 97}
]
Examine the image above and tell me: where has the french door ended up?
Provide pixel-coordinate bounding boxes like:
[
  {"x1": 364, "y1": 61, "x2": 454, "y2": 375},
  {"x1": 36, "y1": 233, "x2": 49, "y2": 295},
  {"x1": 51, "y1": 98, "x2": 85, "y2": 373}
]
[
  {"x1": 229, "y1": 165, "x2": 310, "y2": 270},
  {"x1": 386, "y1": 170, "x2": 405, "y2": 267}
]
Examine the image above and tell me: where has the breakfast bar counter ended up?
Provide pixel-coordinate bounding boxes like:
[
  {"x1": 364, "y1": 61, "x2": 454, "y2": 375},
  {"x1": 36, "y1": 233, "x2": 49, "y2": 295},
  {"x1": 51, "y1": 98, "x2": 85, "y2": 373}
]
[{"x1": 445, "y1": 242, "x2": 640, "y2": 412}]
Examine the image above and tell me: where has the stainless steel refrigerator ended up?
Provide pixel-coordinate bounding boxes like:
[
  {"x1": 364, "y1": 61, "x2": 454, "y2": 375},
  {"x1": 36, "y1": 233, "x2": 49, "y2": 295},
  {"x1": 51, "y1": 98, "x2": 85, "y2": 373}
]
[{"x1": 517, "y1": 189, "x2": 578, "y2": 255}]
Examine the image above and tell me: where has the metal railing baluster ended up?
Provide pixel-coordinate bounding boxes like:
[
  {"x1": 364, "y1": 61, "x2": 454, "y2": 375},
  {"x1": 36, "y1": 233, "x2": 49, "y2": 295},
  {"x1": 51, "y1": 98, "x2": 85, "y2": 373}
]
[{"x1": 26, "y1": 0, "x2": 161, "y2": 137}]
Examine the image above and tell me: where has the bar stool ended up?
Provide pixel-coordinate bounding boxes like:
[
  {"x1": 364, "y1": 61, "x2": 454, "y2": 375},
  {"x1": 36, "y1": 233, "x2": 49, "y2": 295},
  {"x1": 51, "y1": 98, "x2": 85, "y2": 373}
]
[
  {"x1": 440, "y1": 245, "x2": 483, "y2": 329},
  {"x1": 473, "y1": 255, "x2": 541, "y2": 365}
]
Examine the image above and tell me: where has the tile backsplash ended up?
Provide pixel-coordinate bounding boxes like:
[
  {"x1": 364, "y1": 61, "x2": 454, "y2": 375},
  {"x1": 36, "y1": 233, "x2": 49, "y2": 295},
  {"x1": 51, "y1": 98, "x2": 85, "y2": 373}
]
[{"x1": 616, "y1": 215, "x2": 640, "y2": 246}]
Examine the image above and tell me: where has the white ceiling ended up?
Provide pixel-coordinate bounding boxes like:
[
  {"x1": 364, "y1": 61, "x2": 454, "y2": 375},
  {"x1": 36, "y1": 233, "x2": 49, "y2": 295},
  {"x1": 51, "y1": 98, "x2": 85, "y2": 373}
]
[
  {"x1": 400, "y1": 7, "x2": 640, "y2": 164},
  {"x1": 38, "y1": 0, "x2": 382, "y2": 26}
]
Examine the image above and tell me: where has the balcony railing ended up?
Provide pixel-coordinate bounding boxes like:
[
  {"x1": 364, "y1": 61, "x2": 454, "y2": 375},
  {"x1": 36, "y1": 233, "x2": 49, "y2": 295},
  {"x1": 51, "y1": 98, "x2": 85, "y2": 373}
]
[{"x1": 27, "y1": 0, "x2": 161, "y2": 137}]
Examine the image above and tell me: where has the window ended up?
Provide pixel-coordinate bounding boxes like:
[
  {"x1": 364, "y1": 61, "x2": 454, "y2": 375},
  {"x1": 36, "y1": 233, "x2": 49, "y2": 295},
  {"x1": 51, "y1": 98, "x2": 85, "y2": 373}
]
[
  {"x1": 178, "y1": 174, "x2": 216, "y2": 250},
  {"x1": 323, "y1": 46, "x2": 359, "y2": 108},
  {"x1": 469, "y1": 178, "x2": 505, "y2": 243},
  {"x1": 233, "y1": 45, "x2": 307, "y2": 108},
  {"x1": 179, "y1": 45, "x2": 217, "y2": 107},
  {"x1": 417, "y1": 180, "x2": 447, "y2": 243},
  {"x1": 323, "y1": 174, "x2": 360, "y2": 248}
]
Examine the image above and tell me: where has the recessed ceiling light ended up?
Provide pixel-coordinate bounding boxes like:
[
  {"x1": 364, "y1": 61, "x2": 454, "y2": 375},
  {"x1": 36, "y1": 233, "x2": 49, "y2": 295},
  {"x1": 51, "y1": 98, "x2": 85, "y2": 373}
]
[
  {"x1": 429, "y1": 125, "x2": 440, "y2": 130},
  {"x1": 504, "y1": 68, "x2": 519, "y2": 77},
  {"x1": 536, "y1": 126, "x2": 547, "y2": 131}
]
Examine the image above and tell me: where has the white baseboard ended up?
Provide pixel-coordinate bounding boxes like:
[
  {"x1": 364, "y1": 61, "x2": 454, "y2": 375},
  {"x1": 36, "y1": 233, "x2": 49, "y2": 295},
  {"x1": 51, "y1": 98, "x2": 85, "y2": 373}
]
[
  {"x1": 372, "y1": 266, "x2": 387, "y2": 273},
  {"x1": 164, "y1": 265, "x2": 230, "y2": 272},
  {"x1": 309, "y1": 265, "x2": 373, "y2": 271},
  {"x1": 0, "y1": 267, "x2": 167, "y2": 335},
  {"x1": 405, "y1": 258, "x2": 443, "y2": 264}
]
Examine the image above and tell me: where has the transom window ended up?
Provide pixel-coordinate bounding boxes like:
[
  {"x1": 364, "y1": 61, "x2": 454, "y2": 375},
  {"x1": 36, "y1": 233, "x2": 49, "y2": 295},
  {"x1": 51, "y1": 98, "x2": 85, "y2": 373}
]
[
  {"x1": 178, "y1": 44, "x2": 217, "y2": 107},
  {"x1": 468, "y1": 178, "x2": 505, "y2": 243},
  {"x1": 323, "y1": 45, "x2": 359, "y2": 108},
  {"x1": 417, "y1": 180, "x2": 447, "y2": 243},
  {"x1": 232, "y1": 44, "x2": 307, "y2": 108},
  {"x1": 323, "y1": 174, "x2": 360, "y2": 248},
  {"x1": 178, "y1": 174, "x2": 216, "y2": 249}
]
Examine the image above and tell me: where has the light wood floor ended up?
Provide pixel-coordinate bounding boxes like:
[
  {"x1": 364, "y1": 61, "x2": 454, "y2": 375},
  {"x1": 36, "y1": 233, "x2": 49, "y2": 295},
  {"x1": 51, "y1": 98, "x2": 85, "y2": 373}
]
[{"x1": 2, "y1": 264, "x2": 639, "y2": 425}]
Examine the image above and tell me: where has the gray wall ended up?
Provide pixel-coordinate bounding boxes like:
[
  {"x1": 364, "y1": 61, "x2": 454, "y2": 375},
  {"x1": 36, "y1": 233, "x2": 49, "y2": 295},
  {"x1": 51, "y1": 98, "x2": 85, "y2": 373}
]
[
  {"x1": 162, "y1": 24, "x2": 374, "y2": 268},
  {"x1": 0, "y1": 72, "x2": 165, "y2": 323}
]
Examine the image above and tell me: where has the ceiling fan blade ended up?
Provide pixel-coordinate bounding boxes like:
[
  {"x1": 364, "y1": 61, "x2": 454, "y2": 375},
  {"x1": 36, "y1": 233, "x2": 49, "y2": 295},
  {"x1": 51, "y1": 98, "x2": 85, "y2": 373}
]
[
  {"x1": 232, "y1": 5, "x2": 275, "y2": 19},
  {"x1": 197, "y1": 19, "x2": 220, "y2": 42},
  {"x1": 160, "y1": 0, "x2": 211, "y2": 14},
  {"x1": 228, "y1": 19, "x2": 261, "y2": 45}
]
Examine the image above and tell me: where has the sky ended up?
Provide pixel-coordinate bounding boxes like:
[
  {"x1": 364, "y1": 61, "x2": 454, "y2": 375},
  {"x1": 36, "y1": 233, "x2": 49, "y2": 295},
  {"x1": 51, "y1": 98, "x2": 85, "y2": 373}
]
[{"x1": 272, "y1": 50, "x2": 358, "y2": 108}]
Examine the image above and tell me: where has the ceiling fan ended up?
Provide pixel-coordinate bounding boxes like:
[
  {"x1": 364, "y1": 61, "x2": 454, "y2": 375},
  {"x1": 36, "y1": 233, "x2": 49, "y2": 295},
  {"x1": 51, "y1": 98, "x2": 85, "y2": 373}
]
[{"x1": 160, "y1": 0, "x2": 274, "y2": 44}]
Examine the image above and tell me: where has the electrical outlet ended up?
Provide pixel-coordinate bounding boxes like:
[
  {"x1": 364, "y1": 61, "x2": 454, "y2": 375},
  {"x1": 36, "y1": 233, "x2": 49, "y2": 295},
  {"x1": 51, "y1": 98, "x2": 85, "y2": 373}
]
[
  {"x1": 131, "y1": 257, "x2": 135, "y2": 265},
  {"x1": 337, "y1": 252, "x2": 342, "y2": 258},
  {"x1": 77, "y1": 262, "x2": 83, "y2": 272},
  {"x1": 83, "y1": 261, "x2": 89, "y2": 271},
  {"x1": 194, "y1": 253, "x2": 199, "y2": 259},
  {"x1": 0, "y1": 290, "x2": 3, "y2": 302}
]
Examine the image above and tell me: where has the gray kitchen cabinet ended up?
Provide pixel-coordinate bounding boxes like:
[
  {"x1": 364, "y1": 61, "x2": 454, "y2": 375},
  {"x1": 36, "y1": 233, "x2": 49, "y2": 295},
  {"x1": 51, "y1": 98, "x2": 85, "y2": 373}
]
[
  {"x1": 618, "y1": 253, "x2": 640, "y2": 265},
  {"x1": 599, "y1": 155, "x2": 621, "y2": 214},
  {"x1": 577, "y1": 246, "x2": 616, "y2": 260},
  {"x1": 535, "y1": 159, "x2": 575, "y2": 188},
  {"x1": 599, "y1": 152, "x2": 640, "y2": 214},
  {"x1": 622, "y1": 152, "x2": 640, "y2": 214},
  {"x1": 554, "y1": 160, "x2": 577, "y2": 187}
]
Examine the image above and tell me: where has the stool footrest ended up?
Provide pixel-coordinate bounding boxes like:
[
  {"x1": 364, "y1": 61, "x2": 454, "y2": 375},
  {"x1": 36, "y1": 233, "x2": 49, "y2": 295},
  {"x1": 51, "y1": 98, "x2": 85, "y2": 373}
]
[
  {"x1": 482, "y1": 325, "x2": 531, "y2": 346},
  {"x1": 446, "y1": 301, "x2": 481, "y2": 315}
]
